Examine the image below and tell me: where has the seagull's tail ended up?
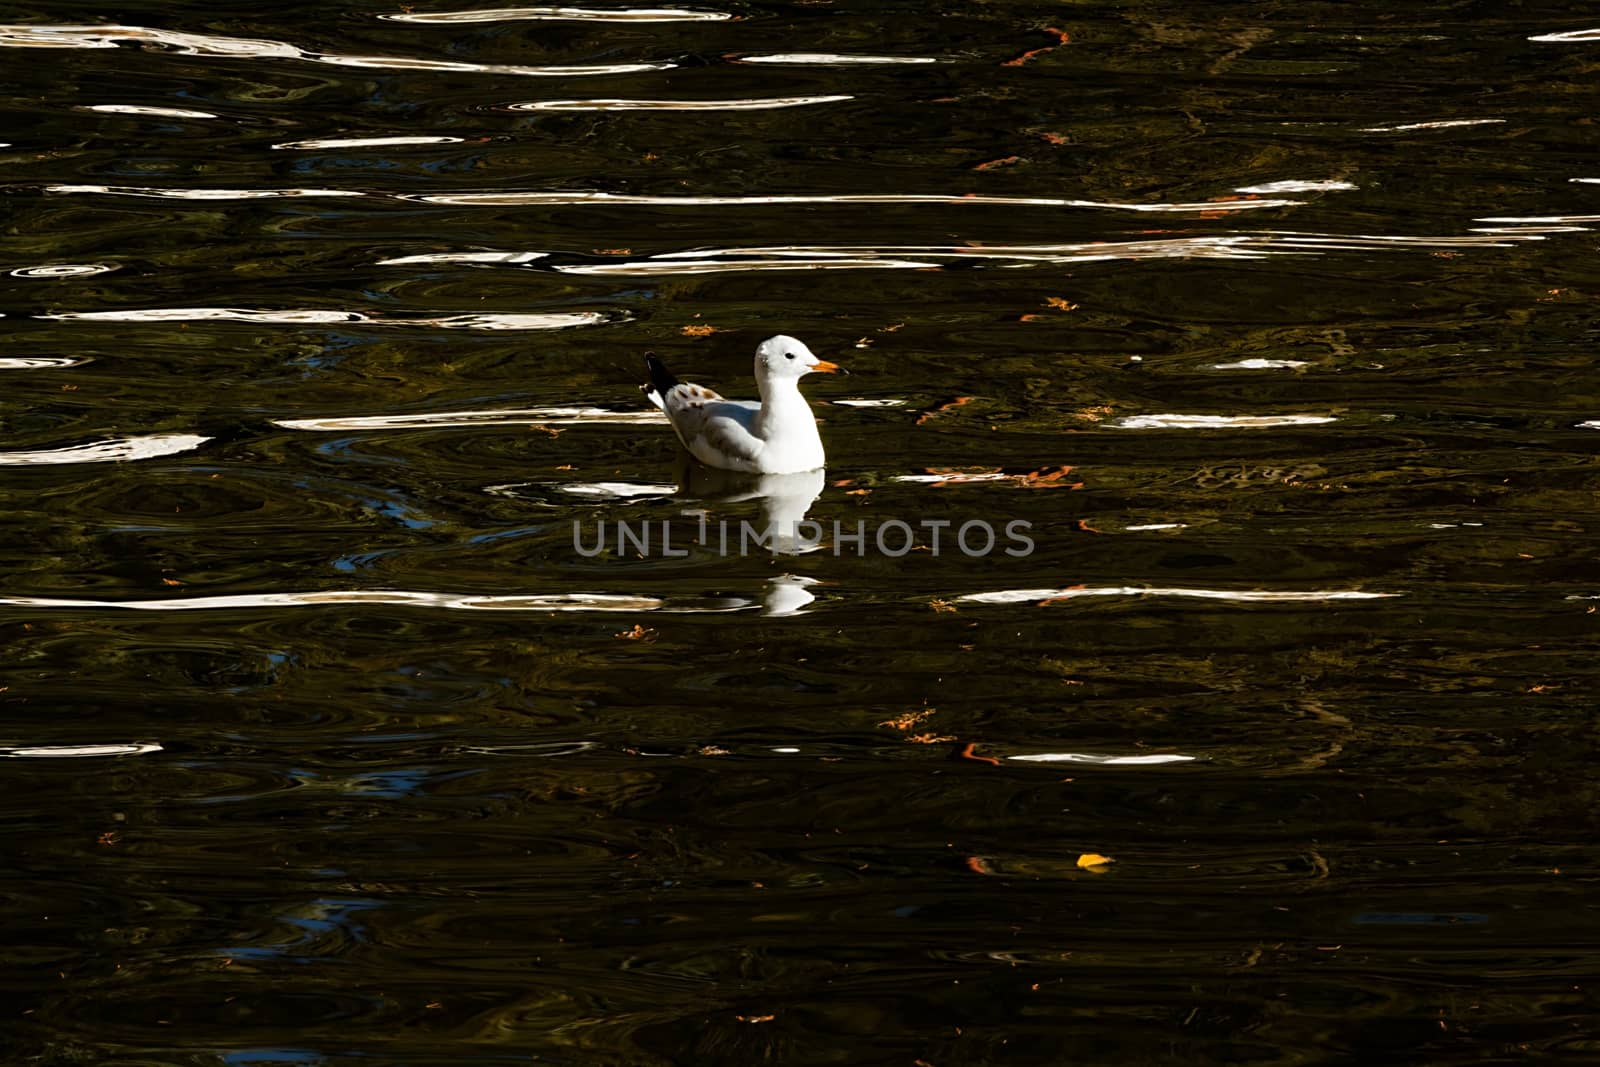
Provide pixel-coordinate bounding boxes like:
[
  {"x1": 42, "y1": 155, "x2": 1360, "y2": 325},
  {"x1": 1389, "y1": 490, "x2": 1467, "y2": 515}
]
[{"x1": 642, "y1": 352, "x2": 678, "y2": 410}]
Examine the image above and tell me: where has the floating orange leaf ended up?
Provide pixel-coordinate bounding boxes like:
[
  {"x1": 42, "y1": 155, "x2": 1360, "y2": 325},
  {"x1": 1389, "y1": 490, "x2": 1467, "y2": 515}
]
[
  {"x1": 1076, "y1": 852, "x2": 1114, "y2": 870},
  {"x1": 592, "y1": 247, "x2": 631, "y2": 255},
  {"x1": 1002, "y1": 26, "x2": 1070, "y2": 66},
  {"x1": 1021, "y1": 464, "x2": 1076, "y2": 486},
  {"x1": 616, "y1": 624, "x2": 656, "y2": 642},
  {"x1": 680, "y1": 324, "x2": 719, "y2": 337},
  {"x1": 915, "y1": 396, "x2": 974, "y2": 425},
  {"x1": 958, "y1": 742, "x2": 1000, "y2": 766},
  {"x1": 880, "y1": 708, "x2": 936, "y2": 732},
  {"x1": 1044, "y1": 296, "x2": 1079, "y2": 311},
  {"x1": 973, "y1": 155, "x2": 1024, "y2": 171}
]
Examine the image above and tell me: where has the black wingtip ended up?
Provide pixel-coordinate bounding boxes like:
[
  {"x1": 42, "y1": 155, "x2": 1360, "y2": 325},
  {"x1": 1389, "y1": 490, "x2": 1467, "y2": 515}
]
[{"x1": 644, "y1": 351, "x2": 679, "y2": 396}]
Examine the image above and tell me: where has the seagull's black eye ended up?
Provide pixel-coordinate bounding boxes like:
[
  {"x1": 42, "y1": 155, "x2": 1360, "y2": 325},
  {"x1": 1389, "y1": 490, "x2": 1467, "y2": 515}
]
[{"x1": 785, "y1": 352, "x2": 795, "y2": 360}]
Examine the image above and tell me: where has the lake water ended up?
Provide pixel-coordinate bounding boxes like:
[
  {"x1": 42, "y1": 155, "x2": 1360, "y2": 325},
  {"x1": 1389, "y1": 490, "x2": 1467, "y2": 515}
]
[{"x1": 5, "y1": 3, "x2": 1600, "y2": 1063}]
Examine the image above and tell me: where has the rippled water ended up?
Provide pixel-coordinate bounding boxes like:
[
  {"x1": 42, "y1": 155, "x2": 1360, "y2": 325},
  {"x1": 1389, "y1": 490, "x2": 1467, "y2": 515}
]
[{"x1": 7, "y1": 2, "x2": 1600, "y2": 1062}]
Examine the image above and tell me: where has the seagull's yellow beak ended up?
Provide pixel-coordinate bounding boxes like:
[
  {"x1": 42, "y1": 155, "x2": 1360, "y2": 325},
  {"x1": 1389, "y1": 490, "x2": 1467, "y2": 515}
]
[{"x1": 810, "y1": 359, "x2": 844, "y2": 375}]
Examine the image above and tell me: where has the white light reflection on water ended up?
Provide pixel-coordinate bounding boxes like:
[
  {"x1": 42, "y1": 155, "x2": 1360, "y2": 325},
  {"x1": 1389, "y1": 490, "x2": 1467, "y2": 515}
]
[
  {"x1": 0, "y1": 743, "x2": 163, "y2": 758},
  {"x1": 1112, "y1": 414, "x2": 1336, "y2": 429},
  {"x1": 1358, "y1": 119, "x2": 1506, "y2": 132},
  {"x1": 270, "y1": 135, "x2": 464, "y2": 149},
  {"x1": 375, "y1": 252, "x2": 550, "y2": 266},
  {"x1": 733, "y1": 53, "x2": 938, "y2": 64},
  {"x1": 0, "y1": 434, "x2": 210, "y2": 465},
  {"x1": 46, "y1": 184, "x2": 368, "y2": 200},
  {"x1": 80, "y1": 103, "x2": 217, "y2": 118},
  {"x1": 381, "y1": 6, "x2": 734, "y2": 22},
  {"x1": 1529, "y1": 29, "x2": 1600, "y2": 42},
  {"x1": 1007, "y1": 753, "x2": 1197, "y2": 765},
  {"x1": 0, "y1": 357, "x2": 89, "y2": 369},
  {"x1": 0, "y1": 23, "x2": 672, "y2": 75},
  {"x1": 956, "y1": 586, "x2": 1397, "y2": 606},
  {"x1": 507, "y1": 96, "x2": 852, "y2": 111},
  {"x1": 1234, "y1": 180, "x2": 1357, "y2": 193},
  {"x1": 276, "y1": 407, "x2": 665, "y2": 431},
  {"x1": 9, "y1": 263, "x2": 118, "y2": 278},
  {"x1": 484, "y1": 480, "x2": 676, "y2": 500},
  {"x1": 401, "y1": 191, "x2": 1299, "y2": 211},
  {"x1": 0, "y1": 591, "x2": 755, "y2": 613},
  {"x1": 38, "y1": 308, "x2": 620, "y2": 330}
]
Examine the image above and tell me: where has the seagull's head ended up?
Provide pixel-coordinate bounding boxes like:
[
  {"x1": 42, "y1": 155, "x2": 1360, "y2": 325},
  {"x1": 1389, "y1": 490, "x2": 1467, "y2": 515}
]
[{"x1": 755, "y1": 335, "x2": 843, "y2": 383}]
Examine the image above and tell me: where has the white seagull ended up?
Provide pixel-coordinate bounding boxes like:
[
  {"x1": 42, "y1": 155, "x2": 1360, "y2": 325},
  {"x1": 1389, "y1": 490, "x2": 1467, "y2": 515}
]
[{"x1": 643, "y1": 335, "x2": 843, "y2": 473}]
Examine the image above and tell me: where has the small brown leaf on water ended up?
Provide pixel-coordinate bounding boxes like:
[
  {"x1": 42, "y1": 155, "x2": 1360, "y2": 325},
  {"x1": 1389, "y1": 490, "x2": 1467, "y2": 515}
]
[
  {"x1": 929, "y1": 598, "x2": 956, "y2": 613},
  {"x1": 1039, "y1": 584, "x2": 1088, "y2": 607},
  {"x1": 529, "y1": 424, "x2": 563, "y2": 436},
  {"x1": 97, "y1": 831, "x2": 120, "y2": 847},
  {"x1": 1022, "y1": 465, "x2": 1076, "y2": 486},
  {"x1": 680, "y1": 324, "x2": 719, "y2": 337},
  {"x1": 737, "y1": 1015, "x2": 775, "y2": 1024},
  {"x1": 698, "y1": 745, "x2": 730, "y2": 756},
  {"x1": 973, "y1": 155, "x2": 1024, "y2": 171},
  {"x1": 907, "y1": 732, "x2": 956, "y2": 744},
  {"x1": 958, "y1": 741, "x2": 1000, "y2": 766},
  {"x1": 966, "y1": 856, "x2": 996, "y2": 875},
  {"x1": 915, "y1": 395, "x2": 974, "y2": 425},
  {"x1": 1076, "y1": 852, "x2": 1113, "y2": 870},
  {"x1": 161, "y1": 578, "x2": 183, "y2": 587},
  {"x1": 1044, "y1": 296, "x2": 1078, "y2": 311},
  {"x1": 1074, "y1": 405, "x2": 1114, "y2": 422},
  {"x1": 1019, "y1": 313, "x2": 1049, "y2": 322},
  {"x1": 1002, "y1": 26, "x2": 1070, "y2": 66},
  {"x1": 880, "y1": 708, "x2": 936, "y2": 732},
  {"x1": 592, "y1": 247, "x2": 631, "y2": 255},
  {"x1": 616, "y1": 624, "x2": 656, "y2": 642}
]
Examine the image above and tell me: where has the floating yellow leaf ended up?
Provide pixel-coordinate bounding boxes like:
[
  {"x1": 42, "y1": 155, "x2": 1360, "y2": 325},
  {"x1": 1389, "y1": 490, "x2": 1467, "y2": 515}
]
[{"x1": 1076, "y1": 852, "x2": 1114, "y2": 870}]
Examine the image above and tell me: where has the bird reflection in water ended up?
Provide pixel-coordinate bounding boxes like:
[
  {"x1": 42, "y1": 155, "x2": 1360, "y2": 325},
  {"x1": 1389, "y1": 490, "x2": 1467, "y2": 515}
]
[{"x1": 674, "y1": 453, "x2": 827, "y2": 555}]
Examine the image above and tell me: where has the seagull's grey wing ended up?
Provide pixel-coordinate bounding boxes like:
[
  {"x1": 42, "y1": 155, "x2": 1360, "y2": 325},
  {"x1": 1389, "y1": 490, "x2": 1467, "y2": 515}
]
[
  {"x1": 662, "y1": 386, "x2": 765, "y2": 469},
  {"x1": 691, "y1": 400, "x2": 766, "y2": 470},
  {"x1": 659, "y1": 381, "x2": 724, "y2": 444}
]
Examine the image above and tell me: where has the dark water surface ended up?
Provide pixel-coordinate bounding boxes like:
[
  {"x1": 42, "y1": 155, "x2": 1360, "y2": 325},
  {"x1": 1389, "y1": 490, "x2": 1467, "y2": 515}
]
[{"x1": 6, "y1": 1, "x2": 1600, "y2": 1062}]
